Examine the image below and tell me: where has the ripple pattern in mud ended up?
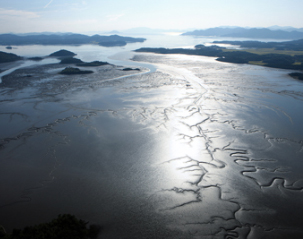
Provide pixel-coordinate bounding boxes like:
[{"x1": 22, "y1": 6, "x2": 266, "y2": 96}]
[
  {"x1": 1, "y1": 54, "x2": 303, "y2": 238},
  {"x1": 131, "y1": 54, "x2": 303, "y2": 238}
]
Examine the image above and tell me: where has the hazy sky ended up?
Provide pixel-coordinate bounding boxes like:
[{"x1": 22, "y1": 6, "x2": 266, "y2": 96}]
[{"x1": 0, "y1": 0, "x2": 303, "y2": 33}]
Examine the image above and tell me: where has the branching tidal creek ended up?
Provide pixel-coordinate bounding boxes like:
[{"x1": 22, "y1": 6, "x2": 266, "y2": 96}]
[{"x1": 1, "y1": 50, "x2": 303, "y2": 238}]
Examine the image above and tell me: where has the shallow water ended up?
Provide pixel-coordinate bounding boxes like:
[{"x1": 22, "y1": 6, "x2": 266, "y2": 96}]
[{"x1": 0, "y1": 37, "x2": 303, "y2": 238}]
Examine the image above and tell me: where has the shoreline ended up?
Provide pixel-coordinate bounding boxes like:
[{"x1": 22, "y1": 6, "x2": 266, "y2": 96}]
[
  {"x1": 134, "y1": 46, "x2": 303, "y2": 74},
  {"x1": 0, "y1": 61, "x2": 149, "y2": 90}
]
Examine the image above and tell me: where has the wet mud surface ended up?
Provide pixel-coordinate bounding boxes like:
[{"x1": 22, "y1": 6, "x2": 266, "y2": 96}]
[{"x1": 1, "y1": 54, "x2": 303, "y2": 238}]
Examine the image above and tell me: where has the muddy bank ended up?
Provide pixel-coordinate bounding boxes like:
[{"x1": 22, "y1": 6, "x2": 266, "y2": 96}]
[
  {"x1": 1, "y1": 52, "x2": 303, "y2": 238},
  {"x1": 0, "y1": 63, "x2": 148, "y2": 90}
]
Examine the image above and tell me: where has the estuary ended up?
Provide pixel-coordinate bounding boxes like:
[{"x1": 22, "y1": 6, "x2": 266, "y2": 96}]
[{"x1": 0, "y1": 35, "x2": 303, "y2": 239}]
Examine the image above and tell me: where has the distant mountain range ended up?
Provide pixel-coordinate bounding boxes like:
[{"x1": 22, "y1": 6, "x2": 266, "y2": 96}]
[
  {"x1": 121, "y1": 27, "x2": 169, "y2": 35},
  {"x1": 103, "y1": 27, "x2": 195, "y2": 35},
  {"x1": 104, "y1": 26, "x2": 303, "y2": 36},
  {"x1": 182, "y1": 27, "x2": 303, "y2": 39},
  {"x1": 267, "y1": 25, "x2": 303, "y2": 32},
  {"x1": 14, "y1": 32, "x2": 74, "y2": 36},
  {"x1": 0, "y1": 34, "x2": 146, "y2": 47}
]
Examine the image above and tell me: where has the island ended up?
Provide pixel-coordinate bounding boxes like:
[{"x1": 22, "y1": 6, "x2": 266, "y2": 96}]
[
  {"x1": 182, "y1": 27, "x2": 303, "y2": 39},
  {"x1": 0, "y1": 49, "x2": 148, "y2": 89},
  {"x1": 0, "y1": 33, "x2": 146, "y2": 47},
  {"x1": 0, "y1": 50, "x2": 109, "y2": 67},
  {"x1": 28, "y1": 57, "x2": 44, "y2": 61},
  {"x1": 59, "y1": 67, "x2": 93, "y2": 75},
  {"x1": 122, "y1": 67, "x2": 140, "y2": 71},
  {"x1": 289, "y1": 72, "x2": 303, "y2": 80},
  {"x1": 77, "y1": 61, "x2": 109, "y2": 67},
  {"x1": 0, "y1": 51, "x2": 22, "y2": 63},
  {"x1": 49, "y1": 49, "x2": 76, "y2": 58},
  {"x1": 59, "y1": 57, "x2": 83, "y2": 64},
  {"x1": 212, "y1": 38, "x2": 303, "y2": 51},
  {"x1": 134, "y1": 38, "x2": 303, "y2": 73}
]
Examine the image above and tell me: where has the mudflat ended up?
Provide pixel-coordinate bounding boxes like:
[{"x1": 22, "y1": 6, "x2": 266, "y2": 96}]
[{"x1": 1, "y1": 53, "x2": 303, "y2": 239}]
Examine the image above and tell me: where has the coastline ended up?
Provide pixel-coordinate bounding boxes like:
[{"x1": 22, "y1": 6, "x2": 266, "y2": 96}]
[
  {"x1": 134, "y1": 44, "x2": 303, "y2": 74},
  {"x1": 0, "y1": 61, "x2": 149, "y2": 90}
]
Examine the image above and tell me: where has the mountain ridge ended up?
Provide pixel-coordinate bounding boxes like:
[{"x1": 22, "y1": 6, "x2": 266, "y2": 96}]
[
  {"x1": 0, "y1": 33, "x2": 146, "y2": 46},
  {"x1": 182, "y1": 27, "x2": 303, "y2": 39}
]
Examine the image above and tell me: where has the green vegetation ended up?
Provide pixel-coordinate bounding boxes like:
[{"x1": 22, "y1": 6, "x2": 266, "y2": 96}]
[
  {"x1": 248, "y1": 61, "x2": 267, "y2": 66},
  {"x1": 0, "y1": 34, "x2": 145, "y2": 47},
  {"x1": 289, "y1": 72, "x2": 303, "y2": 80},
  {"x1": 135, "y1": 46, "x2": 221, "y2": 57},
  {"x1": 60, "y1": 67, "x2": 93, "y2": 75},
  {"x1": 49, "y1": 50, "x2": 109, "y2": 67},
  {"x1": 122, "y1": 67, "x2": 140, "y2": 71},
  {"x1": 0, "y1": 51, "x2": 22, "y2": 63},
  {"x1": 213, "y1": 39, "x2": 303, "y2": 51},
  {"x1": 222, "y1": 48, "x2": 303, "y2": 56},
  {"x1": 28, "y1": 57, "x2": 44, "y2": 61},
  {"x1": 77, "y1": 61, "x2": 109, "y2": 67},
  {"x1": 50, "y1": 51, "x2": 109, "y2": 67},
  {"x1": 216, "y1": 51, "x2": 303, "y2": 70},
  {"x1": 49, "y1": 50, "x2": 76, "y2": 58},
  {"x1": 60, "y1": 57, "x2": 83, "y2": 64},
  {"x1": 135, "y1": 39, "x2": 303, "y2": 71},
  {"x1": 0, "y1": 214, "x2": 101, "y2": 239}
]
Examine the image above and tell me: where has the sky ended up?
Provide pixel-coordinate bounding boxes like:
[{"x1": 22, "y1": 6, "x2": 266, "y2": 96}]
[{"x1": 0, "y1": 0, "x2": 303, "y2": 34}]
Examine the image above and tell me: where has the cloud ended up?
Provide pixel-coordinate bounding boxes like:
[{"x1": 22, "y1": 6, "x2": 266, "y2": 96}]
[
  {"x1": 44, "y1": 0, "x2": 54, "y2": 9},
  {"x1": 0, "y1": 8, "x2": 39, "y2": 19},
  {"x1": 106, "y1": 14, "x2": 125, "y2": 22}
]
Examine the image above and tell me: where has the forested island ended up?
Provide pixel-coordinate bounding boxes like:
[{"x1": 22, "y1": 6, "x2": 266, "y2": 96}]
[
  {"x1": 0, "y1": 49, "x2": 77, "y2": 64},
  {"x1": 0, "y1": 49, "x2": 111, "y2": 78},
  {"x1": 49, "y1": 49, "x2": 76, "y2": 57},
  {"x1": 59, "y1": 67, "x2": 93, "y2": 75},
  {"x1": 135, "y1": 38, "x2": 303, "y2": 79},
  {"x1": 213, "y1": 38, "x2": 303, "y2": 51},
  {"x1": 0, "y1": 49, "x2": 109, "y2": 68},
  {"x1": 289, "y1": 72, "x2": 303, "y2": 80},
  {"x1": 0, "y1": 34, "x2": 145, "y2": 47},
  {"x1": 0, "y1": 51, "x2": 22, "y2": 63}
]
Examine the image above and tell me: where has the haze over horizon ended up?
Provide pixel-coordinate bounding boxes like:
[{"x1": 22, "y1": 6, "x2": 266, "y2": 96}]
[{"x1": 0, "y1": 0, "x2": 303, "y2": 34}]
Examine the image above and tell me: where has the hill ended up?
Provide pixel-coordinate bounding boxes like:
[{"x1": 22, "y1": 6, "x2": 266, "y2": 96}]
[
  {"x1": 135, "y1": 38, "x2": 303, "y2": 71},
  {"x1": 60, "y1": 67, "x2": 93, "y2": 75},
  {"x1": 182, "y1": 27, "x2": 303, "y2": 39},
  {"x1": 49, "y1": 49, "x2": 76, "y2": 57},
  {"x1": 0, "y1": 34, "x2": 146, "y2": 46},
  {"x1": 0, "y1": 51, "x2": 22, "y2": 63},
  {"x1": 213, "y1": 39, "x2": 303, "y2": 51}
]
